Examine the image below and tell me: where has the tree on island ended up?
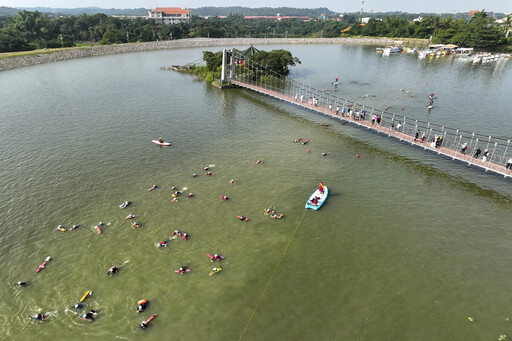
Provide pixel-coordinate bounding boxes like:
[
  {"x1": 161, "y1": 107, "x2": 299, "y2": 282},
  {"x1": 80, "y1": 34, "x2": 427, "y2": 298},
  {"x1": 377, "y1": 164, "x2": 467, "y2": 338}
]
[{"x1": 195, "y1": 48, "x2": 300, "y2": 83}]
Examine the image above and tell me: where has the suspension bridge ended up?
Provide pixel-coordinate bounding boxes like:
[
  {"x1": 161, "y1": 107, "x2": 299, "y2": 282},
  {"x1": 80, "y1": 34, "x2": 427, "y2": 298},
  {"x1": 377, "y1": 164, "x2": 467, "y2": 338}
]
[{"x1": 217, "y1": 48, "x2": 512, "y2": 179}]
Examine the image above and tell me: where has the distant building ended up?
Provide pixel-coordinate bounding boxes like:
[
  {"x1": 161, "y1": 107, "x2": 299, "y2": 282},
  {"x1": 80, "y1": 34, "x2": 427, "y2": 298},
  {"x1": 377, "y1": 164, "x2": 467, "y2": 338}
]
[
  {"x1": 413, "y1": 16, "x2": 423, "y2": 22},
  {"x1": 468, "y1": 10, "x2": 479, "y2": 17},
  {"x1": 148, "y1": 7, "x2": 191, "y2": 24},
  {"x1": 243, "y1": 15, "x2": 310, "y2": 21}
]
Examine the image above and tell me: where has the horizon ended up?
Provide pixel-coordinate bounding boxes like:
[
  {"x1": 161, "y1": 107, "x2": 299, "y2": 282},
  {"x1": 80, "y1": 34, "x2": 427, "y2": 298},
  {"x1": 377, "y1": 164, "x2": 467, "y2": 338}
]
[{"x1": 1, "y1": 1, "x2": 511, "y2": 14}]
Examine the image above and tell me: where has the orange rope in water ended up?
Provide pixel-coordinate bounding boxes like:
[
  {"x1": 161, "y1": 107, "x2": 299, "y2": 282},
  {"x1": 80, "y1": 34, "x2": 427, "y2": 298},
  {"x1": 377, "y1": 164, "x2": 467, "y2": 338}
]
[{"x1": 238, "y1": 209, "x2": 307, "y2": 341}]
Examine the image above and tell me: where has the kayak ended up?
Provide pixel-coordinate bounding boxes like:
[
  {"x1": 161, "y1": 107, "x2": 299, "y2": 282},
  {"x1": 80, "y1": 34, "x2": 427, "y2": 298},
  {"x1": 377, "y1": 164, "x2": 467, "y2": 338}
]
[
  {"x1": 80, "y1": 290, "x2": 92, "y2": 303},
  {"x1": 152, "y1": 140, "x2": 171, "y2": 146},
  {"x1": 140, "y1": 313, "x2": 157, "y2": 329},
  {"x1": 305, "y1": 185, "x2": 329, "y2": 211},
  {"x1": 209, "y1": 267, "x2": 222, "y2": 276},
  {"x1": 36, "y1": 256, "x2": 51, "y2": 273}
]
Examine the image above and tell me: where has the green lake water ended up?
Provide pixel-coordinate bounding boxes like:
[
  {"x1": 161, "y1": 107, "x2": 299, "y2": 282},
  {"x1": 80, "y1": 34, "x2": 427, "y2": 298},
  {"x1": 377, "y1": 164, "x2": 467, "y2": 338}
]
[{"x1": 1, "y1": 44, "x2": 512, "y2": 340}]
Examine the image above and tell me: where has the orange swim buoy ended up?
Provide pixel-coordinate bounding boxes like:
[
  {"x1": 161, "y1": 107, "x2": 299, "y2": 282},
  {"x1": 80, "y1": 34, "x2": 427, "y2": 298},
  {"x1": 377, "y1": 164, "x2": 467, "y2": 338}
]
[{"x1": 138, "y1": 299, "x2": 147, "y2": 306}]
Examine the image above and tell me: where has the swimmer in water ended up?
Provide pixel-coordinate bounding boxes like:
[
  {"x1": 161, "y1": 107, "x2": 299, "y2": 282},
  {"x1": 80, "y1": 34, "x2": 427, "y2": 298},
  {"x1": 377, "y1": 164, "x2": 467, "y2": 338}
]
[
  {"x1": 80, "y1": 310, "x2": 97, "y2": 321},
  {"x1": 28, "y1": 313, "x2": 45, "y2": 321},
  {"x1": 137, "y1": 300, "x2": 148, "y2": 313},
  {"x1": 107, "y1": 266, "x2": 119, "y2": 276},
  {"x1": 229, "y1": 179, "x2": 238, "y2": 184},
  {"x1": 263, "y1": 208, "x2": 275, "y2": 215},
  {"x1": 176, "y1": 266, "x2": 189, "y2": 274},
  {"x1": 211, "y1": 254, "x2": 223, "y2": 262},
  {"x1": 72, "y1": 303, "x2": 83, "y2": 310}
]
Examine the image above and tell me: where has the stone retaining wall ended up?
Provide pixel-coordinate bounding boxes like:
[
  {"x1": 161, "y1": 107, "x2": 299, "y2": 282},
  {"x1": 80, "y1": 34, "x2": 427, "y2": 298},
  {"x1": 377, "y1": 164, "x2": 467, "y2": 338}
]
[{"x1": 0, "y1": 37, "x2": 401, "y2": 72}]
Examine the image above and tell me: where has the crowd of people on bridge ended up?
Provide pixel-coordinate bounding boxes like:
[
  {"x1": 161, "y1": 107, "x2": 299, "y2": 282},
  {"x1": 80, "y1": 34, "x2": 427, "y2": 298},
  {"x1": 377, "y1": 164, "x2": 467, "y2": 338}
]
[{"x1": 291, "y1": 90, "x2": 512, "y2": 173}]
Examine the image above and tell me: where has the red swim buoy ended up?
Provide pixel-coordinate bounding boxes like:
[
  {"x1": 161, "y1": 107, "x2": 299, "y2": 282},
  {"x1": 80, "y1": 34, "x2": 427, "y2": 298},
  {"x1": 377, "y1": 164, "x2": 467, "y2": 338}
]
[
  {"x1": 306, "y1": 149, "x2": 310, "y2": 153},
  {"x1": 401, "y1": 108, "x2": 405, "y2": 111},
  {"x1": 356, "y1": 154, "x2": 360, "y2": 158}
]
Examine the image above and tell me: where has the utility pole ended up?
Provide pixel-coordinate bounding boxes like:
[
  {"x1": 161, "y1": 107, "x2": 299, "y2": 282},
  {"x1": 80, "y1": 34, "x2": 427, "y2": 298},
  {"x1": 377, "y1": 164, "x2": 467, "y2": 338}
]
[{"x1": 359, "y1": 0, "x2": 365, "y2": 23}]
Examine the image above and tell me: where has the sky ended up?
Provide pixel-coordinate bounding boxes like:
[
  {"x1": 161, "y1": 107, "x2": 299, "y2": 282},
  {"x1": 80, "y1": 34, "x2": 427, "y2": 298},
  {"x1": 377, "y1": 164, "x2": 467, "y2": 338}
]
[{"x1": 2, "y1": 0, "x2": 511, "y2": 14}]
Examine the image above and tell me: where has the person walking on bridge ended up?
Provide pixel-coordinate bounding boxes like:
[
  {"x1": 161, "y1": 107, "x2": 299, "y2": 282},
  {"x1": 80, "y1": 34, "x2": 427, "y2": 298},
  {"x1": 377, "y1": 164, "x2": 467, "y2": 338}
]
[
  {"x1": 506, "y1": 157, "x2": 512, "y2": 170},
  {"x1": 461, "y1": 143, "x2": 468, "y2": 154}
]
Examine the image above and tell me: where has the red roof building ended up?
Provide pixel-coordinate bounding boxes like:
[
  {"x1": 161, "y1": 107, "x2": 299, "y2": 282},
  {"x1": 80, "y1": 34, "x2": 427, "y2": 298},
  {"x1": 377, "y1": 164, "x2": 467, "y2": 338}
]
[{"x1": 149, "y1": 7, "x2": 191, "y2": 24}]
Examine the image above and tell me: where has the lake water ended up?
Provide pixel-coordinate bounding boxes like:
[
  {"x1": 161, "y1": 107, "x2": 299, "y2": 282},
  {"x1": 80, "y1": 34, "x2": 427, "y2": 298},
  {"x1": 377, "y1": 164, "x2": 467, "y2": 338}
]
[{"x1": 1, "y1": 44, "x2": 512, "y2": 341}]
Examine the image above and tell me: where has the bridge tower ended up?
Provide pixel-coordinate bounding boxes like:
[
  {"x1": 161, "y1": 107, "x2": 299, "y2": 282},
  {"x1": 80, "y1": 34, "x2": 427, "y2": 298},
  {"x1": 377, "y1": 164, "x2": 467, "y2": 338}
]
[{"x1": 221, "y1": 49, "x2": 236, "y2": 83}]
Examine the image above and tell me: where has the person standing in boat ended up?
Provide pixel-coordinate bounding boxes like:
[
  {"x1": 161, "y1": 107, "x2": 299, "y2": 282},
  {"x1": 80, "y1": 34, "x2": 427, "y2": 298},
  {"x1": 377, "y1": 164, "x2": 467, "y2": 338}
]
[{"x1": 319, "y1": 182, "x2": 325, "y2": 194}]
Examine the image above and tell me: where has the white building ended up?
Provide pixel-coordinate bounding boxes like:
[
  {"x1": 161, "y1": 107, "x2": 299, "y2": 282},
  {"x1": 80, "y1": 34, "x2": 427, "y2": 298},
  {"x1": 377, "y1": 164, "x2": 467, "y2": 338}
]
[{"x1": 148, "y1": 7, "x2": 191, "y2": 25}]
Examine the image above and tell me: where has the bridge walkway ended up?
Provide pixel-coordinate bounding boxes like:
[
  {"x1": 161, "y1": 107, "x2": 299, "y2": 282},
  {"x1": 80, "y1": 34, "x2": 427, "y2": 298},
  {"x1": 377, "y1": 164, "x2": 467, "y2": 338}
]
[{"x1": 231, "y1": 79, "x2": 512, "y2": 178}]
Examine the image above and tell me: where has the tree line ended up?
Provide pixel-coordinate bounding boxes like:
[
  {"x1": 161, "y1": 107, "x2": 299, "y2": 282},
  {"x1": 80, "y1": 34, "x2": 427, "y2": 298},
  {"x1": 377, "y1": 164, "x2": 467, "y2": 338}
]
[{"x1": 1, "y1": 9, "x2": 510, "y2": 53}]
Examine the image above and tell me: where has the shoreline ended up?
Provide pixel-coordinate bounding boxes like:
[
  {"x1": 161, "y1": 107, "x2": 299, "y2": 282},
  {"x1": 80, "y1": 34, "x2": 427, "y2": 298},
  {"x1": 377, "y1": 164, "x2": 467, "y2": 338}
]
[{"x1": 0, "y1": 37, "x2": 414, "y2": 72}]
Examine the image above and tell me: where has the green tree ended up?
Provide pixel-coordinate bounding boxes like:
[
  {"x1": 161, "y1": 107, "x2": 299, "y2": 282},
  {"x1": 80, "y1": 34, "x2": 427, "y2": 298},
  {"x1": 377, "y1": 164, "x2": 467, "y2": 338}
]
[
  {"x1": 202, "y1": 50, "x2": 223, "y2": 72},
  {"x1": 99, "y1": 29, "x2": 125, "y2": 45},
  {"x1": 0, "y1": 26, "x2": 33, "y2": 52},
  {"x1": 252, "y1": 49, "x2": 301, "y2": 76},
  {"x1": 465, "y1": 11, "x2": 505, "y2": 47}
]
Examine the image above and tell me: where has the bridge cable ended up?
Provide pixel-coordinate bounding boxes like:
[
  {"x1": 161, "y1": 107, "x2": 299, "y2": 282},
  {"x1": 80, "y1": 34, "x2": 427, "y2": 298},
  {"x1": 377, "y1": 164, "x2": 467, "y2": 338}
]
[{"x1": 238, "y1": 209, "x2": 308, "y2": 341}]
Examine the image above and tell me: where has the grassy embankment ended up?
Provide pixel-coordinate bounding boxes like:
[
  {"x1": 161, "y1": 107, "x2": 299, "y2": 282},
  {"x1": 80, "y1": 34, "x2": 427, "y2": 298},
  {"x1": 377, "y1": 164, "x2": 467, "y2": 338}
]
[{"x1": 0, "y1": 43, "x2": 96, "y2": 59}]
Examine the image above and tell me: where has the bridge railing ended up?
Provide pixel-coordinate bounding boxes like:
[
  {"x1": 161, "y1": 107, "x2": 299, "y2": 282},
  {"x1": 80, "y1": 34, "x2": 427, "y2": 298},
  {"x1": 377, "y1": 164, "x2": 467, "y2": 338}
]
[{"x1": 230, "y1": 51, "x2": 512, "y2": 171}]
